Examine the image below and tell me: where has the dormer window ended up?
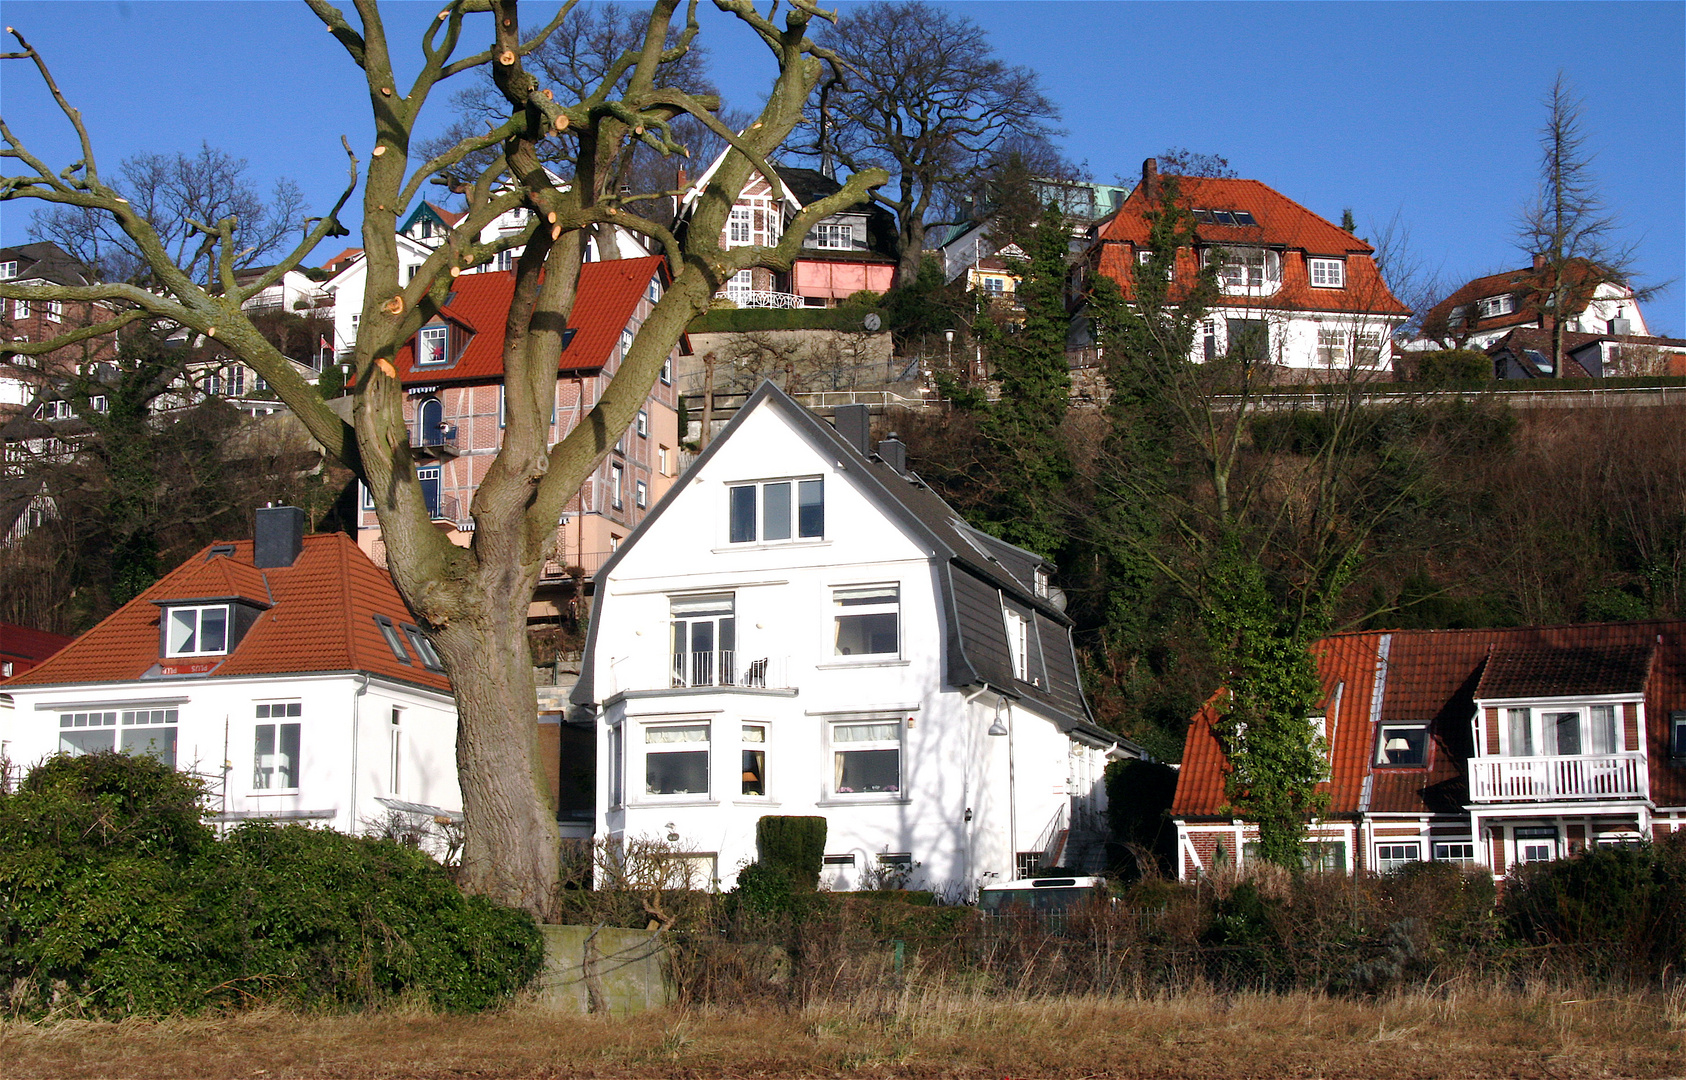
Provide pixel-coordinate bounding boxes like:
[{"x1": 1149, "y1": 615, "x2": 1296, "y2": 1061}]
[
  {"x1": 812, "y1": 223, "x2": 851, "y2": 250},
  {"x1": 1374, "y1": 724, "x2": 1428, "y2": 767},
  {"x1": 1308, "y1": 258, "x2": 1345, "y2": 288},
  {"x1": 166, "y1": 605, "x2": 229, "y2": 657},
  {"x1": 417, "y1": 325, "x2": 448, "y2": 366},
  {"x1": 0, "y1": 260, "x2": 16, "y2": 279},
  {"x1": 1477, "y1": 294, "x2": 1515, "y2": 319}
]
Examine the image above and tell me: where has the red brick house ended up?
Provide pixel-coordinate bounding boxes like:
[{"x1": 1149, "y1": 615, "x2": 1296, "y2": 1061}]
[
  {"x1": 1, "y1": 243, "x2": 120, "y2": 418},
  {"x1": 1172, "y1": 620, "x2": 1686, "y2": 879},
  {"x1": 1081, "y1": 159, "x2": 1410, "y2": 374},
  {"x1": 356, "y1": 256, "x2": 684, "y2": 616}
]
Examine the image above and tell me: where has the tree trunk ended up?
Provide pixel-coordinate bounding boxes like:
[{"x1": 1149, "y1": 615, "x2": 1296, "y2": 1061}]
[{"x1": 896, "y1": 215, "x2": 928, "y2": 289}]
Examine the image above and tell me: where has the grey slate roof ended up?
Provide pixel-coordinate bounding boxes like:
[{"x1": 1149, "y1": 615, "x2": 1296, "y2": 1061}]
[
  {"x1": 571, "y1": 381, "x2": 1133, "y2": 753},
  {"x1": 0, "y1": 242, "x2": 99, "y2": 287}
]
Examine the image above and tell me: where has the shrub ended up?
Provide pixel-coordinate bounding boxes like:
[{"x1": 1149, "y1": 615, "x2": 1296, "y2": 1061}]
[
  {"x1": 0, "y1": 752, "x2": 541, "y2": 1018},
  {"x1": 756, "y1": 815, "x2": 826, "y2": 890}
]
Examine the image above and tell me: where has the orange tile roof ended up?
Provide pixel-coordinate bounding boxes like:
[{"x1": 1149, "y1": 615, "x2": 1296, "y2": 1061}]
[
  {"x1": 391, "y1": 256, "x2": 666, "y2": 387},
  {"x1": 1422, "y1": 259, "x2": 1616, "y2": 337},
  {"x1": 1092, "y1": 175, "x2": 1408, "y2": 316},
  {"x1": 5, "y1": 534, "x2": 450, "y2": 694},
  {"x1": 1173, "y1": 620, "x2": 1686, "y2": 820}
]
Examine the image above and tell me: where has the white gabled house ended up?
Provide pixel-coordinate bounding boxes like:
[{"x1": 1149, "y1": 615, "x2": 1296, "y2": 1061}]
[
  {"x1": 571, "y1": 382, "x2": 1141, "y2": 894},
  {"x1": 0, "y1": 507, "x2": 461, "y2": 836}
]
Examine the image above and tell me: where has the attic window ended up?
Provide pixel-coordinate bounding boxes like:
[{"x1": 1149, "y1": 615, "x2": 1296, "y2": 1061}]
[
  {"x1": 1374, "y1": 724, "x2": 1428, "y2": 768},
  {"x1": 1308, "y1": 258, "x2": 1345, "y2": 288},
  {"x1": 1192, "y1": 209, "x2": 1257, "y2": 227},
  {"x1": 417, "y1": 325, "x2": 448, "y2": 366},
  {"x1": 208, "y1": 544, "x2": 236, "y2": 558},
  {"x1": 0, "y1": 261, "x2": 16, "y2": 279},
  {"x1": 165, "y1": 605, "x2": 229, "y2": 658},
  {"x1": 403, "y1": 624, "x2": 444, "y2": 671},
  {"x1": 373, "y1": 615, "x2": 413, "y2": 665},
  {"x1": 1477, "y1": 294, "x2": 1516, "y2": 319}
]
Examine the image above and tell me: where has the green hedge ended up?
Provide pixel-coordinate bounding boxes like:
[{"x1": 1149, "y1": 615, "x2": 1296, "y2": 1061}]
[
  {"x1": 0, "y1": 752, "x2": 541, "y2": 1018},
  {"x1": 686, "y1": 306, "x2": 885, "y2": 334}
]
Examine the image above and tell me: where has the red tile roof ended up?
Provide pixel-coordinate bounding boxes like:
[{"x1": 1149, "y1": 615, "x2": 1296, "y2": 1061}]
[
  {"x1": 391, "y1": 256, "x2": 666, "y2": 387},
  {"x1": 1092, "y1": 175, "x2": 1408, "y2": 316},
  {"x1": 1173, "y1": 620, "x2": 1686, "y2": 819},
  {"x1": 1422, "y1": 259, "x2": 1618, "y2": 338},
  {"x1": 0, "y1": 622, "x2": 74, "y2": 673},
  {"x1": 5, "y1": 534, "x2": 450, "y2": 693}
]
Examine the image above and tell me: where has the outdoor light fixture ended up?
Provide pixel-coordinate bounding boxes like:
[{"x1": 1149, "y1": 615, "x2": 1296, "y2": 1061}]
[
  {"x1": 987, "y1": 698, "x2": 1009, "y2": 737},
  {"x1": 665, "y1": 821, "x2": 680, "y2": 842}
]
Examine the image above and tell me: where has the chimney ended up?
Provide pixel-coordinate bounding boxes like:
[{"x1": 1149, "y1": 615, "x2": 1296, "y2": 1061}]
[
  {"x1": 1532, "y1": 252, "x2": 1547, "y2": 271},
  {"x1": 253, "y1": 505, "x2": 307, "y2": 568},
  {"x1": 876, "y1": 433, "x2": 907, "y2": 475},
  {"x1": 833, "y1": 404, "x2": 871, "y2": 456},
  {"x1": 1141, "y1": 158, "x2": 1159, "y2": 200}
]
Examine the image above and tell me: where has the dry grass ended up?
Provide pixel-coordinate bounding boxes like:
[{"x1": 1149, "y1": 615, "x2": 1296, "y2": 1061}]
[{"x1": 3, "y1": 983, "x2": 1682, "y2": 1079}]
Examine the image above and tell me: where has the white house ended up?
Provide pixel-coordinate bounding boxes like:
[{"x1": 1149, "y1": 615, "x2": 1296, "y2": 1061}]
[
  {"x1": 0, "y1": 507, "x2": 461, "y2": 835},
  {"x1": 1411, "y1": 256, "x2": 1650, "y2": 353},
  {"x1": 571, "y1": 383, "x2": 1141, "y2": 895}
]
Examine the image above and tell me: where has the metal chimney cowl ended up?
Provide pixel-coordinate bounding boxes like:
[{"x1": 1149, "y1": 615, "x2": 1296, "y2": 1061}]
[{"x1": 253, "y1": 505, "x2": 308, "y2": 568}]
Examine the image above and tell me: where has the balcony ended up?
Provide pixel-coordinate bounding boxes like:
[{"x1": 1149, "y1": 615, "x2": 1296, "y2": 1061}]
[
  {"x1": 721, "y1": 289, "x2": 802, "y2": 309},
  {"x1": 1469, "y1": 753, "x2": 1647, "y2": 802},
  {"x1": 427, "y1": 491, "x2": 461, "y2": 528},
  {"x1": 411, "y1": 423, "x2": 460, "y2": 459},
  {"x1": 605, "y1": 650, "x2": 791, "y2": 697}
]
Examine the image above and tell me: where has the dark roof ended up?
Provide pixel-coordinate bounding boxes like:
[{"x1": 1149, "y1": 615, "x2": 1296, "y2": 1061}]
[
  {"x1": 0, "y1": 242, "x2": 99, "y2": 287},
  {"x1": 572, "y1": 380, "x2": 1129, "y2": 751},
  {"x1": 0, "y1": 621, "x2": 73, "y2": 667},
  {"x1": 1173, "y1": 620, "x2": 1686, "y2": 820},
  {"x1": 775, "y1": 166, "x2": 899, "y2": 259},
  {"x1": 1476, "y1": 642, "x2": 1654, "y2": 700},
  {"x1": 1422, "y1": 259, "x2": 1622, "y2": 339}
]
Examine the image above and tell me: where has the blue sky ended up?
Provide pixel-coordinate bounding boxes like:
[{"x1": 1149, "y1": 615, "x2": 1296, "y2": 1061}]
[{"x1": 2, "y1": 1, "x2": 1681, "y2": 333}]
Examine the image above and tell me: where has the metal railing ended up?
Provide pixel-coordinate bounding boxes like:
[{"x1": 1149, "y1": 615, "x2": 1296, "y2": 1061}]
[
  {"x1": 411, "y1": 424, "x2": 460, "y2": 455},
  {"x1": 1469, "y1": 752, "x2": 1647, "y2": 802},
  {"x1": 426, "y1": 492, "x2": 460, "y2": 524},
  {"x1": 722, "y1": 289, "x2": 803, "y2": 309},
  {"x1": 671, "y1": 649, "x2": 784, "y2": 689}
]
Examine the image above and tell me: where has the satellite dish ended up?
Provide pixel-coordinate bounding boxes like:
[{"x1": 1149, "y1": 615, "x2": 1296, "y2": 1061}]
[{"x1": 863, "y1": 312, "x2": 882, "y2": 332}]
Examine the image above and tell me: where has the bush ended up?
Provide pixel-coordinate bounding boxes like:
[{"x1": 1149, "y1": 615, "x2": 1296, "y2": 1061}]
[
  {"x1": 0, "y1": 752, "x2": 541, "y2": 1018},
  {"x1": 756, "y1": 815, "x2": 826, "y2": 890},
  {"x1": 1405, "y1": 348, "x2": 1492, "y2": 387}
]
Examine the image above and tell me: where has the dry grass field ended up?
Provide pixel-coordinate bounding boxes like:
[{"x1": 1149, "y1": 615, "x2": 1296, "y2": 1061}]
[{"x1": 3, "y1": 984, "x2": 1683, "y2": 1079}]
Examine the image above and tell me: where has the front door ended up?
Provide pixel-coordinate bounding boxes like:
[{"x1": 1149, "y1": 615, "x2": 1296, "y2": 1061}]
[{"x1": 417, "y1": 466, "x2": 441, "y2": 519}]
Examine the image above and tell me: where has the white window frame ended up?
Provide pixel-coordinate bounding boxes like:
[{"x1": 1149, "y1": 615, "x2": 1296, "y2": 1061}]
[
  {"x1": 727, "y1": 476, "x2": 824, "y2": 544},
  {"x1": 1374, "y1": 841, "x2": 1421, "y2": 873},
  {"x1": 1477, "y1": 294, "x2": 1516, "y2": 319},
  {"x1": 636, "y1": 409, "x2": 649, "y2": 437},
  {"x1": 1308, "y1": 258, "x2": 1345, "y2": 288},
  {"x1": 0, "y1": 260, "x2": 15, "y2": 279},
  {"x1": 388, "y1": 707, "x2": 403, "y2": 795},
  {"x1": 811, "y1": 222, "x2": 851, "y2": 250},
  {"x1": 1515, "y1": 826, "x2": 1558, "y2": 863},
  {"x1": 619, "y1": 327, "x2": 634, "y2": 359},
  {"x1": 1209, "y1": 246, "x2": 1281, "y2": 292},
  {"x1": 831, "y1": 583, "x2": 901, "y2": 660},
  {"x1": 1501, "y1": 705, "x2": 1621, "y2": 757},
  {"x1": 643, "y1": 721, "x2": 711, "y2": 799},
  {"x1": 609, "y1": 462, "x2": 624, "y2": 510},
  {"x1": 417, "y1": 324, "x2": 449, "y2": 366},
  {"x1": 13, "y1": 298, "x2": 29, "y2": 320},
  {"x1": 253, "y1": 702, "x2": 302, "y2": 792},
  {"x1": 607, "y1": 723, "x2": 625, "y2": 807},
  {"x1": 42, "y1": 299, "x2": 62, "y2": 321},
  {"x1": 635, "y1": 479, "x2": 648, "y2": 509},
  {"x1": 165, "y1": 604, "x2": 231, "y2": 657},
  {"x1": 1433, "y1": 841, "x2": 1477, "y2": 864},
  {"x1": 829, "y1": 718, "x2": 903, "y2": 798},
  {"x1": 728, "y1": 208, "x2": 753, "y2": 246},
  {"x1": 1375, "y1": 723, "x2": 1429, "y2": 767},
  {"x1": 59, "y1": 707, "x2": 180, "y2": 767},
  {"x1": 1316, "y1": 327, "x2": 1348, "y2": 365},
  {"x1": 1004, "y1": 607, "x2": 1029, "y2": 681},
  {"x1": 741, "y1": 723, "x2": 767, "y2": 797}
]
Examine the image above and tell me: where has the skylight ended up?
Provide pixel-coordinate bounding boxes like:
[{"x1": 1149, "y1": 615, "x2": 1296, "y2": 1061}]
[{"x1": 1191, "y1": 209, "x2": 1257, "y2": 227}]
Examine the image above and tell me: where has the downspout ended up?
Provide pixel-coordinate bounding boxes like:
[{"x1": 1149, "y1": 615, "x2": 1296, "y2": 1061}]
[
  {"x1": 349, "y1": 672, "x2": 371, "y2": 832},
  {"x1": 1006, "y1": 700, "x2": 1018, "y2": 871}
]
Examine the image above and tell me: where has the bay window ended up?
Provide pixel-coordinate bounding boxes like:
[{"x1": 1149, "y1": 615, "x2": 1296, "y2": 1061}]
[
  {"x1": 832, "y1": 719, "x2": 901, "y2": 795},
  {"x1": 645, "y1": 722, "x2": 710, "y2": 796}
]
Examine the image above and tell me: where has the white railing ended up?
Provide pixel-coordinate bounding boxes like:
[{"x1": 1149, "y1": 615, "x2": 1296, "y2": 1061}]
[
  {"x1": 720, "y1": 289, "x2": 803, "y2": 309},
  {"x1": 1469, "y1": 753, "x2": 1647, "y2": 802},
  {"x1": 607, "y1": 652, "x2": 790, "y2": 696}
]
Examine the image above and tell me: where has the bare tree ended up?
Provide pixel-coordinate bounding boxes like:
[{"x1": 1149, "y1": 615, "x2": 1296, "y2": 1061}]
[
  {"x1": 1154, "y1": 147, "x2": 1238, "y2": 179},
  {"x1": 29, "y1": 144, "x2": 307, "y2": 287},
  {"x1": 0, "y1": 0, "x2": 884, "y2": 916},
  {"x1": 805, "y1": 0, "x2": 1060, "y2": 287},
  {"x1": 1516, "y1": 73, "x2": 1648, "y2": 377}
]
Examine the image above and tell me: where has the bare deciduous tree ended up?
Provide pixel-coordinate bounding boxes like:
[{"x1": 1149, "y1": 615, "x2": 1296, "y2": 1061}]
[{"x1": 0, "y1": 0, "x2": 885, "y2": 916}]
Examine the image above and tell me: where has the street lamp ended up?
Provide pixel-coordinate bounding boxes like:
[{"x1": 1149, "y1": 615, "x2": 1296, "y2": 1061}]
[{"x1": 944, "y1": 328, "x2": 954, "y2": 383}]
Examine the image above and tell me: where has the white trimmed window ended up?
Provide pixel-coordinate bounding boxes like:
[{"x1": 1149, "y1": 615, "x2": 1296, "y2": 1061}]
[
  {"x1": 254, "y1": 702, "x2": 302, "y2": 790},
  {"x1": 728, "y1": 477, "x2": 823, "y2": 544},
  {"x1": 417, "y1": 325, "x2": 448, "y2": 365},
  {"x1": 832, "y1": 719, "x2": 901, "y2": 795},
  {"x1": 645, "y1": 722, "x2": 710, "y2": 796},
  {"x1": 608, "y1": 724, "x2": 625, "y2": 807},
  {"x1": 13, "y1": 298, "x2": 29, "y2": 319},
  {"x1": 832, "y1": 584, "x2": 899, "y2": 658},
  {"x1": 1375, "y1": 842, "x2": 1420, "y2": 873},
  {"x1": 1316, "y1": 327, "x2": 1348, "y2": 364},
  {"x1": 1209, "y1": 246, "x2": 1281, "y2": 292},
  {"x1": 42, "y1": 300, "x2": 62, "y2": 321},
  {"x1": 1516, "y1": 826, "x2": 1557, "y2": 863},
  {"x1": 0, "y1": 260, "x2": 16, "y2": 279},
  {"x1": 725, "y1": 269, "x2": 753, "y2": 304},
  {"x1": 811, "y1": 223, "x2": 851, "y2": 250},
  {"x1": 1477, "y1": 294, "x2": 1516, "y2": 319},
  {"x1": 1004, "y1": 607, "x2": 1029, "y2": 680},
  {"x1": 619, "y1": 327, "x2": 633, "y2": 359},
  {"x1": 1433, "y1": 841, "x2": 1476, "y2": 864},
  {"x1": 166, "y1": 605, "x2": 230, "y2": 657},
  {"x1": 741, "y1": 724, "x2": 766, "y2": 796},
  {"x1": 635, "y1": 479, "x2": 648, "y2": 509},
  {"x1": 1502, "y1": 705, "x2": 1620, "y2": 757},
  {"x1": 59, "y1": 708, "x2": 178, "y2": 766},
  {"x1": 728, "y1": 208, "x2": 752, "y2": 245},
  {"x1": 610, "y1": 463, "x2": 624, "y2": 510},
  {"x1": 1375, "y1": 724, "x2": 1428, "y2": 767},
  {"x1": 636, "y1": 409, "x2": 649, "y2": 437},
  {"x1": 1308, "y1": 258, "x2": 1345, "y2": 288},
  {"x1": 646, "y1": 276, "x2": 662, "y2": 303},
  {"x1": 388, "y1": 707, "x2": 403, "y2": 794}
]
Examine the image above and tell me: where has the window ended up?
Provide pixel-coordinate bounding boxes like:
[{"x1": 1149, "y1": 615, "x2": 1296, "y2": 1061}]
[
  {"x1": 60, "y1": 708, "x2": 179, "y2": 767},
  {"x1": 1353, "y1": 330, "x2": 1385, "y2": 364},
  {"x1": 1476, "y1": 294, "x2": 1516, "y2": 319},
  {"x1": 823, "y1": 853, "x2": 855, "y2": 867},
  {"x1": 741, "y1": 724, "x2": 766, "y2": 796},
  {"x1": 609, "y1": 463, "x2": 624, "y2": 510},
  {"x1": 0, "y1": 260, "x2": 15, "y2": 279},
  {"x1": 608, "y1": 724, "x2": 624, "y2": 807},
  {"x1": 811, "y1": 223, "x2": 851, "y2": 250},
  {"x1": 982, "y1": 275, "x2": 1006, "y2": 295},
  {"x1": 636, "y1": 409, "x2": 649, "y2": 437},
  {"x1": 403, "y1": 625, "x2": 444, "y2": 671},
  {"x1": 166, "y1": 605, "x2": 230, "y2": 657},
  {"x1": 388, "y1": 708, "x2": 402, "y2": 794},
  {"x1": 13, "y1": 298, "x2": 29, "y2": 320},
  {"x1": 1434, "y1": 841, "x2": 1477, "y2": 864},
  {"x1": 496, "y1": 249, "x2": 514, "y2": 272},
  {"x1": 1316, "y1": 327, "x2": 1348, "y2": 365},
  {"x1": 671, "y1": 593, "x2": 735, "y2": 687},
  {"x1": 1136, "y1": 248, "x2": 1174, "y2": 280},
  {"x1": 619, "y1": 328, "x2": 633, "y2": 359},
  {"x1": 1004, "y1": 607, "x2": 1029, "y2": 680},
  {"x1": 1505, "y1": 707, "x2": 1533, "y2": 756},
  {"x1": 37, "y1": 399, "x2": 72, "y2": 421},
  {"x1": 1210, "y1": 247, "x2": 1280, "y2": 291},
  {"x1": 635, "y1": 479, "x2": 648, "y2": 509},
  {"x1": 646, "y1": 276, "x2": 662, "y2": 304},
  {"x1": 728, "y1": 208, "x2": 752, "y2": 245},
  {"x1": 417, "y1": 325, "x2": 448, "y2": 365},
  {"x1": 1375, "y1": 842, "x2": 1421, "y2": 873},
  {"x1": 1516, "y1": 826, "x2": 1557, "y2": 863},
  {"x1": 660, "y1": 354, "x2": 672, "y2": 385},
  {"x1": 728, "y1": 477, "x2": 823, "y2": 544},
  {"x1": 1310, "y1": 715, "x2": 1331, "y2": 780},
  {"x1": 1308, "y1": 258, "x2": 1345, "y2": 288},
  {"x1": 373, "y1": 614, "x2": 413, "y2": 664},
  {"x1": 42, "y1": 300, "x2": 61, "y2": 321},
  {"x1": 1504, "y1": 706, "x2": 1620, "y2": 757},
  {"x1": 725, "y1": 269, "x2": 753, "y2": 304},
  {"x1": 832, "y1": 584, "x2": 899, "y2": 658},
  {"x1": 646, "y1": 723, "x2": 709, "y2": 796},
  {"x1": 253, "y1": 703, "x2": 302, "y2": 790},
  {"x1": 832, "y1": 720, "x2": 901, "y2": 795},
  {"x1": 658, "y1": 445, "x2": 673, "y2": 475},
  {"x1": 1303, "y1": 840, "x2": 1347, "y2": 873},
  {"x1": 1672, "y1": 712, "x2": 1686, "y2": 760},
  {"x1": 1375, "y1": 724, "x2": 1428, "y2": 767},
  {"x1": 90, "y1": 395, "x2": 108, "y2": 413}
]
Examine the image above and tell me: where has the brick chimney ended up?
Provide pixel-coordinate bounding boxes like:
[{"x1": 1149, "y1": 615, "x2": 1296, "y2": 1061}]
[
  {"x1": 1141, "y1": 158, "x2": 1159, "y2": 200},
  {"x1": 1532, "y1": 252, "x2": 1547, "y2": 271}
]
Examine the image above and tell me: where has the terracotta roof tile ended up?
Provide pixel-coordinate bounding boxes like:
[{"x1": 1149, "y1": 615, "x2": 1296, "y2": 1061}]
[
  {"x1": 392, "y1": 256, "x2": 665, "y2": 386},
  {"x1": 1422, "y1": 259, "x2": 1617, "y2": 337},
  {"x1": 5, "y1": 534, "x2": 449, "y2": 694},
  {"x1": 1174, "y1": 620, "x2": 1686, "y2": 820},
  {"x1": 0, "y1": 622, "x2": 74, "y2": 668}
]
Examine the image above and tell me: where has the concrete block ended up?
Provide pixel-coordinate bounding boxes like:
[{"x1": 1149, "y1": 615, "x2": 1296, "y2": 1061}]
[{"x1": 534, "y1": 924, "x2": 672, "y2": 1015}]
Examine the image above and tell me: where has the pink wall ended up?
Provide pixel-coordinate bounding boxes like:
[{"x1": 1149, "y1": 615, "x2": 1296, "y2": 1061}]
[{"x1": 793, "y1": 259, "x2": 895, "y2": 300}]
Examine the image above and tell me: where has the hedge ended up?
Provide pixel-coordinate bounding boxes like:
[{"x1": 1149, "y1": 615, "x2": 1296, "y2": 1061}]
[{"x1": 686, "y1": 306, "x2": 885, "y2": 334}]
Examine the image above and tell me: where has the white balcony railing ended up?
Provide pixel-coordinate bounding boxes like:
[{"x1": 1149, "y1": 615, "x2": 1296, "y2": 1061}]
[
  {"x1": 606, "y1": 651, "x2": 790, "y2": 696},
  {"x1": 721, "y1": 289, "x2": 802, "y2": 309},
  {"x1": 1469, "y1": 753, "x2": 1647, "y2": 802}
]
